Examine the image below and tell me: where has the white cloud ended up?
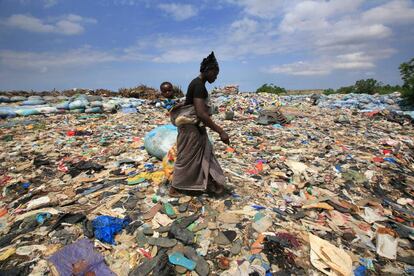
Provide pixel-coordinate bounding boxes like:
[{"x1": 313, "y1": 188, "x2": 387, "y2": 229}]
[
  {"x1": 279, "y1": 0, "x2": 364, "y2": 32},
  {"x1": 43, "y1": 0, "x2": 58, "y2": 8},
  {"x1": 135, "y1": 1, "x2": 409, "y2": 65},
  {"x1": 4, "y1": 14, "x2": 55, "y2": 33},
  {"x1": 267, "y1": 61, "x2": 330, "y2": 76},
  {"x1": 266, "y1": 49, "x2": 396, "y2": 76},
  {"x1": 0, "y1": 47, "x2": 116, "y2": 72},
  {"x1": 229, "y1": 17, "x2": 258, "y2": 41},
  {"x1": 225, "y1": 0, "x2": 285, "y2": 19},
  {"x1": 362, "y1": 0, "x2": 414, "y2": 25},
  {"x1": 240, "y1": 0, "x2": 414, "y2": 76},
  {"x1": 2, "y1": 14, "x2": 96, "y2": 35},
  {"x1": 316, "y1": 22, "x2": 392, "y2": 47},
  {"x1": 158, "y1": 3, "x2": 198, "y2": 21},
  {"x1": 152, "y1": 49, "x2": 205, "y2": 63},
  {"x1": 17, "y1": 0, "x2": 58, "y2": 8},
  {"x1": 111, "y1": 0, "x2": 150, "y2": 6}
]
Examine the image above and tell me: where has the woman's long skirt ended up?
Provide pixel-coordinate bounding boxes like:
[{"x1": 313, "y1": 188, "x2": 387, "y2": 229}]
[{"x1": 171, "y1": 124, "x2": 225, "y2": 191}]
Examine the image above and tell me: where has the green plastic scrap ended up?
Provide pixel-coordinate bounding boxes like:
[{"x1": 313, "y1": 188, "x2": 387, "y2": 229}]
[{"x1": 163, "y1": 202, "x2": 176, "y2": 217}]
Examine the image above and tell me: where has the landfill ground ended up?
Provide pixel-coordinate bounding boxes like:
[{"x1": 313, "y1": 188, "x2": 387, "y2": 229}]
[{"x1": 0, "y1": 93, "x2": 414, "y2": 276}]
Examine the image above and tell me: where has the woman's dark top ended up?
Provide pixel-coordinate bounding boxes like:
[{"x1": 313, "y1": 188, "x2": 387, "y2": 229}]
[{"x1": 185, "y1": 77, "x2": 208, "y2": 105}]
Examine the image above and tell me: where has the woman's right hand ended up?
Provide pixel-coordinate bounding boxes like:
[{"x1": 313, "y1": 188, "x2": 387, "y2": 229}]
[{"x1": 219, "y1": 131, "x2": 230, "y2": 145}]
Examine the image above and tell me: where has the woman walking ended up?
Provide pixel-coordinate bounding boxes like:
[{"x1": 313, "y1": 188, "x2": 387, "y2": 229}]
[{"x1": 169, "y1": 52, "x2": 230, "y2": 196}]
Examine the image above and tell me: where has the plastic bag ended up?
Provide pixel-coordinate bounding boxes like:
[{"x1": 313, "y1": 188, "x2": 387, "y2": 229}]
[
  {"x1": 92, "y1": 215, "x2": 130, "y2": 244},
  {"x1": 90, "y1": 101, "x2": 103, "y2": 107},
  {"x1": 37, "y1": 106, "x2": 57, "y2": 114},
  {"x1": 0, "y1": 96, "x2": 10, "y2": 103},
  {"x1": 69, "y1": 100, "x2": 88, "y2": 110},
  {"x1": 85, "y1": 107, "x2": 102, "y2": 113},
  {"x1": 10, "y1": 96, "x2": 26, "y2": 102},
  {"x1": 48, "y1": 238, "x2": 115, "y2": 276},
  {"x1": 15, "y1": 109, "x2": 40, "y2": 116},
  {"x1": 0, "y1": 108, "x2": 17, "y2": 119},
  {"x1": 56, "y1": 101, "x2": 70, "y2": 110},
  {"x1": 21, "y1": 100, "x2": 46, "y2": 106},
  {"x1": 144, "y1": 125, "x2": 177, "y2": 160}
]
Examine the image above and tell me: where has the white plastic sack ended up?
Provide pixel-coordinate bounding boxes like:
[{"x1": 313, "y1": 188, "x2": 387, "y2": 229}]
[{"x1": 144, "y1": 125, "x2": 177, "y2": 160}]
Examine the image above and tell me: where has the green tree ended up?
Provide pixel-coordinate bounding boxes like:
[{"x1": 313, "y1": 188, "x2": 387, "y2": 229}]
[
  {"x1": 336, "y1": 86, "x2": 354, "y2": 94},
  {"x1": 354, "y1": 79, "x2": 379, "y2": 94},
  {"x1": 256, "y1": 83, "x2": 287, "y2": 94},
  {"x1": 399, "y1": 58, "x2": 414, "y2": 104},
  {"x1": 323, "y1": 88, "x2": 335, "y2": 95},
  {"x1": 400, "y1": 58, "x2": 414, "y2": 90}
]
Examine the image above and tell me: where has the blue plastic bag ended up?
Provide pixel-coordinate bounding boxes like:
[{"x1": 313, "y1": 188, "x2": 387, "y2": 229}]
[
  {"x1": 21, "y1": 99, "x2": 46, "y2": 106},
  {"x1": 15, "y1": 109, "x2": 40, "y2": 116},
  {"x1": 92, "y1": 215, "x2": 130, "y2": 244},
  {"x1": 56, "y1": 101, "x2": 70, "y2": 110},
  {"x1": 144, "y1": 124, "x2": 177, "y2": 160},
  {"x1": 85, "y1": 107, "x2": 102, "y2": 113},
  {"x1": 354, "y1": 265, "x2": 367, "y2": 276}
]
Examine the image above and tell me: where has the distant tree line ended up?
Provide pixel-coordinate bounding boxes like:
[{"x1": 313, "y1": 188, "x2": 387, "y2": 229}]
[
  {"x1": 256, "y1": 58, "x2": 413, "y2": 104},
  {"x1": 323, "y1": 79, "x2": 402, "y2": 95},
  {"x1": 323, "y1": 58, "x2": 414, "y2": 104}
]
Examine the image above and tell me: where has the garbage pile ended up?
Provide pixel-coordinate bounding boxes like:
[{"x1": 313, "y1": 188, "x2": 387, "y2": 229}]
[
  {"x1": 0, "y1": 88, "x2": 115, "y2": 98},
  {"x1": 0, "y1": 85, "x2": 163, "y2": 100},
  {"x1": 213, "y1": 85, "x2": 239, "y2": 95},
  {"x1": 278, "y1": 92, "x2": 404, "y2": 112},
  {"x1": 0, "y1": 95, "x2": 148, "y2": 118},
  {"x1": 0, "y1": 92, "x2": 414, "y2": 275},
  {"x1": 119, "y1": 85, "x2": 160, "y2": 100}
]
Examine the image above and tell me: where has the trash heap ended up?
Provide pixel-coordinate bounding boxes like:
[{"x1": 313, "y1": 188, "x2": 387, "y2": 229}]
[
  {"x1": 212, "y1": 85, "x2": 239, "y2": 95},
  {"x1": 0, "y1": 92, "x2": 414, "y2": 275},
  {"x1": 0, "y1": 95, "x2": 148, "y2": 118},
  {"x1": 278, "y1": 92, "x2": 405, "y2": 112},
  {"x1": 119, "y1": 85, "x2": 160, "y2": 100}
]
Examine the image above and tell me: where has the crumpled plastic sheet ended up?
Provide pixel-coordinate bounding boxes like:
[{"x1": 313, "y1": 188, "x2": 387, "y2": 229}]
[
  {"x1": 48, "y1": 238, "x2": 115, "y2": 276},
  {"x1": 92, "y1": 215, "x2": 130, "y2": 244}
]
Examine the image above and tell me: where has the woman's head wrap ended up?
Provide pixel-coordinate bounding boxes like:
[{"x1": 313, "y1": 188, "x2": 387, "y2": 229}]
[{"x1": 200, "y1": 51, "x2": 219, "y2": 73}]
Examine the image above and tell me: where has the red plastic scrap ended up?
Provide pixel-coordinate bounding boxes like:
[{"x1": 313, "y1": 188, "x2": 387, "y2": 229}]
[
  {"x1": 58, "y1": 161, "x2": 69, "y2": 173},
  {"x1": 0, "y1": 175, "x2": 12, "y2": 186},
  {"x1": 382, "y1": 149, "x2": 392, "y2": 155},
  {"x1": 372, "y1": 157, "x2": 384, "y2": 163},
  {"x1": 66, "y1": 130, "x2": 76, "y2": 137},
  {"x1": 138, "y1": 248, "x2": 152, "y2": 259}
]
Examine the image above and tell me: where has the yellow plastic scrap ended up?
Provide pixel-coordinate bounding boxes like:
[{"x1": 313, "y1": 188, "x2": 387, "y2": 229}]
[
  {"x1": 162, "y1": 144, "x2": 177, "y2": 181},
  {"x1": 127, "y1": 171, "x2": 166, "y2": 185},
  {"x1": 302, "y1": 202, "x2": 334, "y2": 210},
  {"x1": 148, "y1": 171, "x2": 166, "y2": 185},
  {"x1": 0, "y1": 247, "x2": 16, "y2": 261}
]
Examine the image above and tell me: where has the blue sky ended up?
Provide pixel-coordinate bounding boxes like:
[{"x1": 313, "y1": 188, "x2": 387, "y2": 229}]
[{"x1": 0, "y1": 0, "x2": 413, "y2": 92}]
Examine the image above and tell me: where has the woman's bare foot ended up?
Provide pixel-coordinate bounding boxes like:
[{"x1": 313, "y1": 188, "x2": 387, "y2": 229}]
[
  {"x1": 168, "y1": 187, "x2": 183, "y2": 197},
  {"x1": 207, "y1": 181, "x2": 225, "y2": 196},
  {"x1": 213, "y1": 183, "x2": 224, "y2": 195}
]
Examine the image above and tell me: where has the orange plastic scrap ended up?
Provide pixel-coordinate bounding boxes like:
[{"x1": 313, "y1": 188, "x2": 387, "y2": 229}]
[
  {"x1": 255, "y1": 161, "x2": 264, "y2": 172},
  {"x1": 225, "y1": 147, "x2": 235, "y2": 153},
  {"x1": 377, "y1": 227, "x2": 396, "y2": 237},
  {"x1": 0, "y1": 208, "x2": 8, "y2": 218},
  {"x1": 302, "y1": 202, "x2": 334, "y2": 210},
  {"x1": 251, "y1": 234, "x2": 265, "y2": 254}
]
